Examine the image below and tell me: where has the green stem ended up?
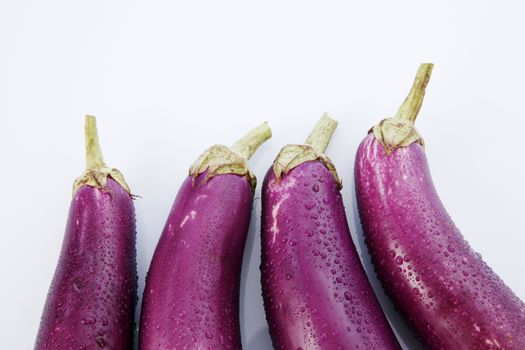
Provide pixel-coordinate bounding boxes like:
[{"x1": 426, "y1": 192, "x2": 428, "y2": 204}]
[
  {"x1": 305, "y1": 112, "x2": 338, "y2": 153},
  {"x1": 394, "y1": 63, "x2": 434, "y2": 123},
  {"x1": 231, "y1": 122, "x2": 272, "y2": 160},
  {"x1": 84, "y1": 115, "x2": 106, "y2": 170}
]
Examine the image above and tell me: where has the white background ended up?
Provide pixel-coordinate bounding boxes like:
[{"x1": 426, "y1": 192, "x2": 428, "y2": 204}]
[{"x1": 1, "y1": 1, "x2": 524, "y2": 349}]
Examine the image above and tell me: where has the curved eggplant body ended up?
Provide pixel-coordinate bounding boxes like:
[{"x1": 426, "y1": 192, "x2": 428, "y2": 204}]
[
  {"x1": 261, "y1": 160, "x2": 401, "y2": 350},
  {"x1": 139, "y1": 172, "x2": 252, "y2": 349},
  {"x1": 355, "y1": 134, "x2": 525, "y2": 350},
  {"x1": 36, "y1": 178, "x2": 137, "y2": 349}
]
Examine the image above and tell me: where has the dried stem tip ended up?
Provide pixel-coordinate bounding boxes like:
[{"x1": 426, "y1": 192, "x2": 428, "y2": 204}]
[
  {"x1": 231, "y1": 122, "x2": 272, "y2": 160},
  {"x1": 305, "y1": 112, "x2": 338, "y2": 153},
  {"x1": 73, "y1": 115, "x2": 131, "y2": 195},
  {"x1": 85, "y1": 115, "x2": 106, "y2": 170},
  {"x1": 395, "y1": 63, "x2": 434, "y2": 123}
]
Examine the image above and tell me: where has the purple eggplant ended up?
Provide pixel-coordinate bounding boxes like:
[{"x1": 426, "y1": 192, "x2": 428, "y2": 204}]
[
  {"x1": 139, "y1": 123, "x2": 272, "y2": 349},
  {"x1": 261, "y1": 114, "x2": 401, "y2": 350},
  {"x1": 355, "y1": 63, "x2": 525, "y2": 349},
  {"x1": 35, "y1": 115, "x2": 137, "y2": 349}
]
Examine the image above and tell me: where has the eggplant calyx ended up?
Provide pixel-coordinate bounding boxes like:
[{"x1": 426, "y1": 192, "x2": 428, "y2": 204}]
[
  {"x1": 370, "y1": 118, "x2": 424, "y2": 155},
  {"x1": 272, "y1": 144, "x2": 342, "y2": 188},
  {"x1": 189, "y1": 145, "x2": 256, "y2": 190},
  {"x1": 272, "y1": 112, "x2": 341, "y2": 187},
  {"x1": 371, "y1": 63, "x2": 433, "y2": 154},
  {"x1": 189, "y1": 121, "x2": 271, "y2": 191},
  {"x1": 73, "y1": 167, "x2": 130, "y2": 195}
]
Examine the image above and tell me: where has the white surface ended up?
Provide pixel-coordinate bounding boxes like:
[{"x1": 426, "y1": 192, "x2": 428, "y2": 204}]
[{"x1": 1, "y1": 1, "x2": 524, "y2": 349}]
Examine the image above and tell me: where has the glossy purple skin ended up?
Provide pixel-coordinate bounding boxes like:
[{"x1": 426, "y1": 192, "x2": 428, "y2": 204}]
[
  {"x1": 355, "y1": 134, "x2": 525, "y2": 350},
  {"x1": 139, "y1": 172, "x2": 252, "y2": 350},
  {"x1": 35, "y1": 178, "x2": 137, "y2": 350},
  {"x1": 261, "y1": 160, "x2": 401, "y2": 350}
]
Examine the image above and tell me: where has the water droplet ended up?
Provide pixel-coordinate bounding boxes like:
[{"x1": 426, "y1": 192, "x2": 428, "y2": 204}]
[
  {"x1": 205, "y1": 331, "x2": 213, "y2": 339},
  {"x1": 395, "y1": 256, "x2": 404, "y2": 265},
  {"x1": 95, "y1": 336, "x2": 106, "y2": 348},
  {"x1": 312, "y1": 184, "x2": 320, "y2": 192},
  {"x1": 304, "y1": 202, "x2": 316, "y2": 210},
  {"x1": 82, "y1": 316, "x2": 96, "y2": 325},
  {"x1": 73, "y1": 278, "x2": 84, "y2": 292}
]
